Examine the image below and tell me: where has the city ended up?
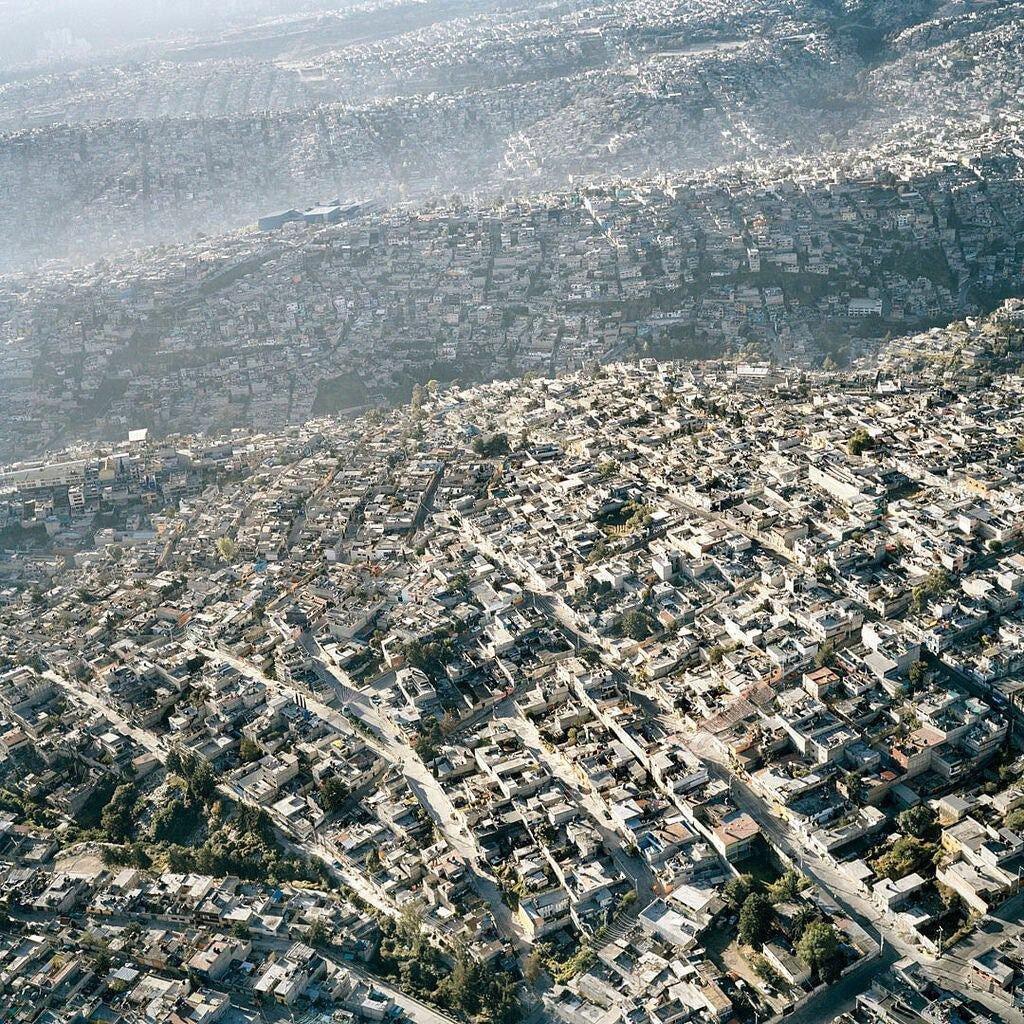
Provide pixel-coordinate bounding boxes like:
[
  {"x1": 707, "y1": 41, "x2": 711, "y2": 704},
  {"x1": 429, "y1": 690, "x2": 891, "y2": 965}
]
[
  {"x1": 4, "y1": 1, "x2": 1024, "y2": 1024},
  {"x1": 3, "y1": 304, "x2": 1024, "y2": 1023}
]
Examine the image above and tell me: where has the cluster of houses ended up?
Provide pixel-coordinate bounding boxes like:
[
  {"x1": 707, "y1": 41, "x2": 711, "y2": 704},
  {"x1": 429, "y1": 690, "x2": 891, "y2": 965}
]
[{"x1": 4, "y1": 306, "x2": 1024, "y2": 1020}]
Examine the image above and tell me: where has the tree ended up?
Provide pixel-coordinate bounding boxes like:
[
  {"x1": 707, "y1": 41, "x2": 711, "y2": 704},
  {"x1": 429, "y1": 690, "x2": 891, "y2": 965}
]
[
  {"x1": 898, "y1": 804, "x2": 937, "y2": 840},
  {"x1": 873, "y1": 836, "x2": 937, "y2": 880},
  {"x1": 238, "y1": 737, "x2": 261, "y2": 763},
  {"x1": 797, "y1": 921, "x2": 842, "y2": 981},
  {"x1": 738, "y1": 893, "x2": 773, "y2": 947},
  {"x1": 102, "y1": 841, "x2": 151, "y2": 869},
  {"x1": 413, "y1": 717, "x2": 443, "y2": 762},
  {"x1": 471, "y1": 433, "x2": 509, "y2": 458},
  {"x1": 524, "y1": 948, "x2": 545, "y2": 984},
  {"x1": 397, "y1": 900, "x2": 426, "y2": 955},
  {"x1": 814, "y1": 640, "x2": 836, "y2": 669},
  {"x1": 768, "y1": 870, "x2": 806, "y2": 904},
  {"x1": 151, "y1": 797, "x2": 196, "y2": 844},
  {"x1": 91, "y1": 948, "x2": 112, "y2": 975},
  {"x1": 625, "y1": 502, "x2": 652, "y2": 533},
  {"x1": 319, "y1": 777, "x2": 350, "y2": 813},
  {"x1": 1005, "y1": 807, "x2": 1024, "y2": 832},
  {"x1": 908, "y1": 660, "x2": 926, "y2": 691},
  {"x1": 442, "y1": 944, "x2": 482, "y2": 1016},
  {"x1": 215, "y1": 536, "x2": 237, "y2": 562},
  {"x1": 100, "y1": 783, "x2": 138, "y2": 843},
  {"x1": 403, "y1": 639, "x2": 428, "y2": 670},
  {"x1": 307, "y1": 918, "x2": 331, "y2": 947},
  {"x1": 847, "y1": 428, "x2": 874, "y2": 457},
  {"x1": 724, "y1": 873, "x2": 756, "y2": 908},
  {"x1": 790, "y1": 904, "x2": 820, "y2": 941},
  {"x1": 751, "y1": 953, "x2": 786, "y2": 991},
  {"x1": 183, "y1": 757, "x2": 217, "y2": 803},
  {"x1": 911, "y1": 567, "x2": 952, "y2": 613},
  {"x1": 620, "y1": 609, "x2": 650, "y2": 641}
]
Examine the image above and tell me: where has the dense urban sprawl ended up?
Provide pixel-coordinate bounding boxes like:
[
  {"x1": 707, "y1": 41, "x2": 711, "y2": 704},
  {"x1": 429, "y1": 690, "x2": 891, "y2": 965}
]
[{"x1": 3, "y1": 304, "x2": 1024, "y2": 1024}]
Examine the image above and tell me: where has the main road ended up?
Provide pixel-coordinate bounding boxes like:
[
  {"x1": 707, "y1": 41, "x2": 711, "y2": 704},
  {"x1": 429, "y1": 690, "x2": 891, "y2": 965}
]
[{"x1": 458, "y1": 508, "x2": 1024, "y2": 1023}]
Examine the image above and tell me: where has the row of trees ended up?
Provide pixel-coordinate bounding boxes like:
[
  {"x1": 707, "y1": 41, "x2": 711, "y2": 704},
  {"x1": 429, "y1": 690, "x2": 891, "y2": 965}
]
[
  {"x1": 726, "y1": 871, "x2": 845, "y2": 983},
  {"x1": 471, "y1": 432, "x2": 510, "y2": 458},
  {"x1": 911, "y1": 567, "x2": 952, "y2": 613},
  {"x1": 94, "y1": 746, "x2": 326, "y2": 887},
  {"x1": 374, "y1": 905, "x2": 520, "y2": 1024},
  {"x1": 873, "y1": 804, "x2": 941, "y2": 880}
]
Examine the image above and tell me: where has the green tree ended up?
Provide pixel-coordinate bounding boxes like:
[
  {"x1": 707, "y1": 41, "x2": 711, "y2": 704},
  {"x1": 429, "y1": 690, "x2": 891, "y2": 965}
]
[
  {"x1": 724, "y1": 873, "x2": 756, "y2": 908},
  {"x1": 238, "y1": 737, "x2": 261, "y2": 763},
  {"x1": 91, "y1": 949, "x2": 113, "y2": 975},
  {"x1": 1005, "y1": 807, "x2": 1024, "y2": 831},
  {"x1": 898, "y1": 804, "x2": 937, "y2": 840},
  {"x1": 911, "y1": 567, "x2": 952, "y2": 613},
  {"x1": 751, "y1": 953, "x2": 786, "y2": 991},
  {"x1": 151, "y1": 797, "x2": 196, "y2": 844},
  {"x1": 790, "y1": 904, "x2": 820, "y2": 941},
  {"x1": 768, "y1": 869, "x2": 806, "y2": 904},
  {"x1": 797, "y1": 921, "x2": 842, "y2": 981},
  {"x1": 847, "y1": 428, "x2": 874, "y2": 456},
  {"x1": 100, "y1": 783, "x2": 138, "y2": 843},
  {"x1": 215, "y1": 536, "x2": 238, "y2": 562},
  {"x1": 471, "y1": 433, "x2": 510, "y2": 458},
  {"x1": 319, "y1": 777, "x2": 350, "y2": 813},
  {"x1": 413, "y1": 718, "x2": 443, "y2": 762},
  {"x1": 738, "y1": 893, "x2": 773, "y2": 947},
  {"x1": 873, "y1": 836, "x2": 937, "y2": 880},
  {"x1": 183, "y1": 758, "x2": 217, "y2": 804},
  {"x1": 620, "y1": 609, "x2": 651, "y2": 641},
  {"x1": 524, "y1": 948, "x2": 545, "y2": 984},
  {"x1": 307, "y1": 918, "x2": 331, "y2": 946},
  {"x1": 398, "y1": 899, "x2": 426, "y2": 952},
  {"x1": 813, "y1": 640, "x2": 836, "y2": 669},
  {"x1": 908, "y1": 660, "x2": 926, "y2": 691},
  {"x1": 441, "y1": 944, "x2": 482, "y2": 1016}
]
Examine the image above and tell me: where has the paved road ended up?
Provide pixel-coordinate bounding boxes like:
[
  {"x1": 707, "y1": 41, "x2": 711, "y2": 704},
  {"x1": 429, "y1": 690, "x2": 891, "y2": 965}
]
[
  {"x1": 44, "y1": 669, "x2": 168, "y2": 762},
  {"x1": 205, "y1": 643, "x2": 529, "y2": 954},
  {"x1": 782, "y1": 945, "x2": 900, "y2": 1024},
  {"x1": 12, "y1": 905, "x2": 462, "y2": 1024},
  {"x1": 460, "y1": 518, "x2": 908, "y2": 1023},
  {"x1": 496, "y1": 701, "x2": 657, "y2": 906}
]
